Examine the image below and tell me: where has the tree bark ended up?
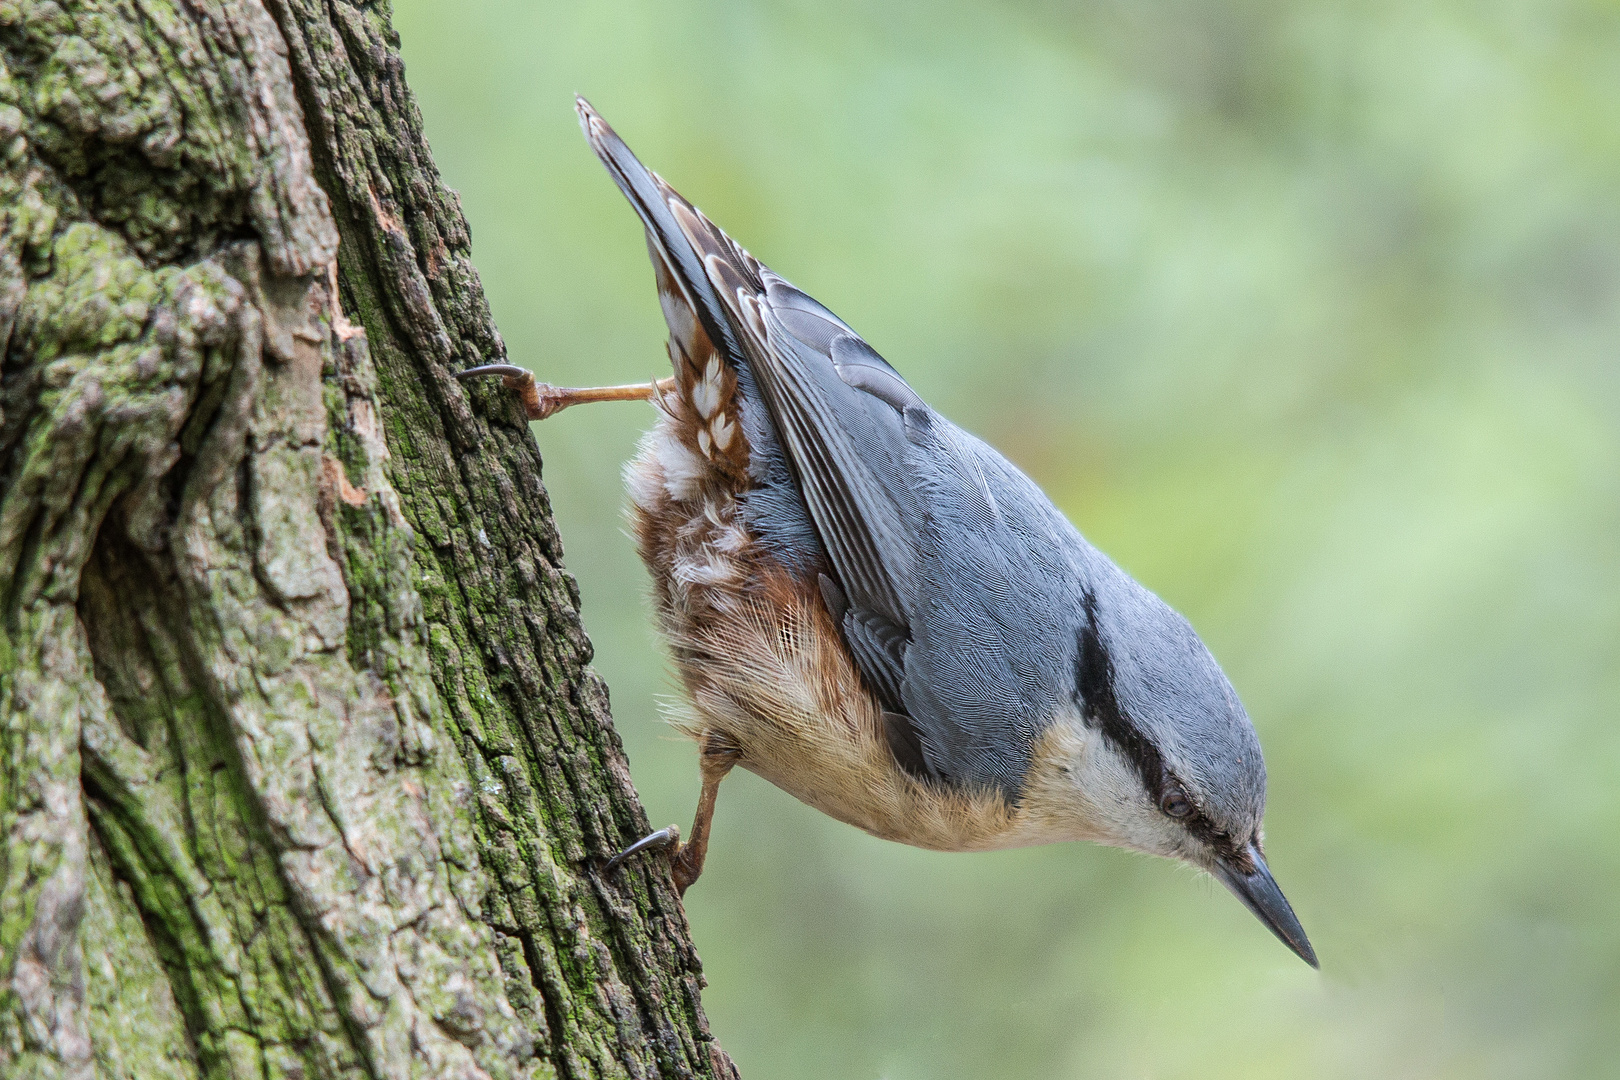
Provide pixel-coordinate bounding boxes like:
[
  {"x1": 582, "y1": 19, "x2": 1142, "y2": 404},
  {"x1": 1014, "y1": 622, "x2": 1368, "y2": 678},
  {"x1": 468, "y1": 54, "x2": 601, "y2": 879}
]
[{"x1": 0, "y1": 3, "x2": 735, "y2": 1078}]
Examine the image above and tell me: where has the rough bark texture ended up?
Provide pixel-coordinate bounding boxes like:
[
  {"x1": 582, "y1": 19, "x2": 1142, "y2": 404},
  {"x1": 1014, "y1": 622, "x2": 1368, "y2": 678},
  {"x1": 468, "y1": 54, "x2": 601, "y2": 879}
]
[{"x1": 0, "y1": 2, "x2": 735, "y2": 1078}]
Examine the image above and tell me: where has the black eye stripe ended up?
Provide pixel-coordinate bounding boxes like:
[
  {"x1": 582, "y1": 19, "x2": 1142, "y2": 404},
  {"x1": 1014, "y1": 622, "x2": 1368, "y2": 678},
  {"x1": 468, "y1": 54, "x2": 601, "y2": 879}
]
[
  {"x1": 1074, "y1": 595, "x2": 1164, "y2": 792},
  {"x1": 1074, "y1": 595, "x2": 1242, "y2": 857}
]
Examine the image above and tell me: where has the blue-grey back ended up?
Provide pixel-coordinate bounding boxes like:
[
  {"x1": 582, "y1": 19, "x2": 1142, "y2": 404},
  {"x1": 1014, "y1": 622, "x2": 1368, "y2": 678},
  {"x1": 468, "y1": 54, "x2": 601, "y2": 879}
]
[
  {"x1": 895, "y1": 411, "x2": 1091, "y2": 791},
  {"x1": 734, "y1": 281, "x2": 1105, "y2": 796}
]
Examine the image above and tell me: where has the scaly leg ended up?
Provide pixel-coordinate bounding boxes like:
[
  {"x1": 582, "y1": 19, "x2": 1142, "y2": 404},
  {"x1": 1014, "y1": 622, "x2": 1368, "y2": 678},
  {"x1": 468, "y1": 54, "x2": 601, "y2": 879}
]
[
  {"x1": 605, "y1": 736, "x2": 740, "y2": 896},
  {"x1": 670, "y1": 740, "x2": 740, "y2": 893},
  {"x1": 457, "y1": 363, "x2": 676, "y2": 420}
]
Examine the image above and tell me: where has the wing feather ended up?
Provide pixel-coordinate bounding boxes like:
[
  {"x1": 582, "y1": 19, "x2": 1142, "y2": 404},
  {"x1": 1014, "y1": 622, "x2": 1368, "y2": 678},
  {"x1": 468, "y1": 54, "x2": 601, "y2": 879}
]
[{"x1": 580, "y1": 98, "x2": 1049, "y2": 795}]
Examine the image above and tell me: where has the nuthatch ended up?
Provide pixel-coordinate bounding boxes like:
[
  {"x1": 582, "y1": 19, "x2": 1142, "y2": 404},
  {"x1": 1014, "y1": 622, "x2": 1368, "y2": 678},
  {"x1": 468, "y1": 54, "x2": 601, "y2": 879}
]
[{"x1": 460, "y1": 99, "x2": 1317, "y2": 967}]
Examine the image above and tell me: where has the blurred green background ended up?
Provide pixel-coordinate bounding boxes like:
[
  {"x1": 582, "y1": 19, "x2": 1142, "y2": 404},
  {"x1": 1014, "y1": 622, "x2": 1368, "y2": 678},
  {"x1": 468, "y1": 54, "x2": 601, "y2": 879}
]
[{"x1": 389, "y1": 1, "x2": 1619, "y2": 1076}]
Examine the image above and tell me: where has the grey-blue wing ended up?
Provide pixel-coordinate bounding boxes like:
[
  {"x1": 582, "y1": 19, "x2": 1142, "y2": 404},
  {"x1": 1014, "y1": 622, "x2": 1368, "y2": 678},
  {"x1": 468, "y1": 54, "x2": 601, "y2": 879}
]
[
  {"x1": 740, "y1": 275, "x2": 1078, "y2": 796},
  {"x1": 744, "y1": 301, "x2": 916, "y2": 632},
  {"x1": 588, "y1": 104, "x2": 1076, "y2": 796},
  {"x1": 894, "y1": 416, "x2": 1084, "y2": 792}
]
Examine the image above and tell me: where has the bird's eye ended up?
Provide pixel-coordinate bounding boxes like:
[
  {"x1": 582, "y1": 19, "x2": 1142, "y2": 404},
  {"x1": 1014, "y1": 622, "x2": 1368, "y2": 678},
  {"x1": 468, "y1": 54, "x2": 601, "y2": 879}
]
[{"x1": 1160, "y1": 785, "x2": 1193, "y2": 819}]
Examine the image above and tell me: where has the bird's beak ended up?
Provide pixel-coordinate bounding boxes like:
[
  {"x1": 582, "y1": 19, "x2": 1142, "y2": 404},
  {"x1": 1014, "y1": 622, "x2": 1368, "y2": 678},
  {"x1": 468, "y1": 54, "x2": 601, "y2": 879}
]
[{"x1": 1212, "y1": 843, "x2": 1318, "y2": 968}]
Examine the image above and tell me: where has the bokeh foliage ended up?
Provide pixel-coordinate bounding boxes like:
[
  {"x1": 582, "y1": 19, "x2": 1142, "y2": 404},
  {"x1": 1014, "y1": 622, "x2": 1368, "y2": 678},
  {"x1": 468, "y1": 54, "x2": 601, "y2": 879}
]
[{"x1": 391, "y1": 1, "x2": 1620, "y2": 1076}]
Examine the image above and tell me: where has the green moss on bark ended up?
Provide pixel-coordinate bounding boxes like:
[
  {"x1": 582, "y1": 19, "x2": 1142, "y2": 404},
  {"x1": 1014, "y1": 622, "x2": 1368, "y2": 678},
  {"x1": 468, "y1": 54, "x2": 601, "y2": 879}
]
[{"x1": 1, "y1": 1, "x2": 735, "y2": 1078}]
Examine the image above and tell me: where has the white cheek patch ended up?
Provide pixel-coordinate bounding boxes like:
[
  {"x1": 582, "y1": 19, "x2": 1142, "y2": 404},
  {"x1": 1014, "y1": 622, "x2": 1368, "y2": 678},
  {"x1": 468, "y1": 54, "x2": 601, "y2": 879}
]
[
  {"x1": 1019, "y1": 722, "x2": 1190, "y2": 860},
  {"x1": 1074, "y1": 749, "x2": 1184, "y2": 859}
]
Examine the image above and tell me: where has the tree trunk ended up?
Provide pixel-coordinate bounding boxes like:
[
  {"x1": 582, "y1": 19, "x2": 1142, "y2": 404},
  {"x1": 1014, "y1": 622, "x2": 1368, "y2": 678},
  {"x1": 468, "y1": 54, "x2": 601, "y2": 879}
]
[{"x1": 0, "y1": 3, "x2": 735, "y2": 1078}]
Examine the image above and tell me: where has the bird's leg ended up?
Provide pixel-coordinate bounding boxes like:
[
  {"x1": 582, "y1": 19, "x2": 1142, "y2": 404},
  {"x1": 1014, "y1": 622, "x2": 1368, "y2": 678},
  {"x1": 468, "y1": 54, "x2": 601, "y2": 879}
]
[
  {"x1": 670, "y1": 739, "x2": 741, "y2": 894},
  {"x1": 457, "y1": 363, "x2": 676, "y2": 421},
  {"x1": 605, "y1": 735, "x2": 740, "y2": 896}
]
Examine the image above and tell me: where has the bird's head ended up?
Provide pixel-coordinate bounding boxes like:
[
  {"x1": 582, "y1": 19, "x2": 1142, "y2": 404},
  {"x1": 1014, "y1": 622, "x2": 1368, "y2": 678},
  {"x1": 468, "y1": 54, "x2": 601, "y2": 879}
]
[{"x1": 1032, "y1": 567, "x2": 1316, "y2": 967}]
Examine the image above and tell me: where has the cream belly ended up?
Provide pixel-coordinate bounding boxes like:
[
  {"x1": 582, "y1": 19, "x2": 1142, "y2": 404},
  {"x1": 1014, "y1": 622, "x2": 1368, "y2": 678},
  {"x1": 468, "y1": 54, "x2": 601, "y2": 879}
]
[
  {"x1": 684, "y1": 591, "x2": 1106, "y2": 852},
  {"x1": 626, "y1": 408, "x2": 1090, "y2": 854},
  {"x1": 676, "y1": 577, "x2": 1022, "y2": 852}
]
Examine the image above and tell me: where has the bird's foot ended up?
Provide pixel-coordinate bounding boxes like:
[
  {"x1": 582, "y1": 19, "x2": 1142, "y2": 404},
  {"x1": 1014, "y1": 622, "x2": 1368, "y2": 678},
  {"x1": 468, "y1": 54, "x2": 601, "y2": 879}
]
[
  {"x1": 603, "y1": 822, "x2": 712, "y2": 896},
  {"x1": 669, "y1": 842, "x2": 706, "y2": 895},
  {"x1": 455, "y1": 364, "x2": 572, "y2": 420},
  {"x1": 457, "y1": 364, "x2": 673, "y2": 420},
  {"x1": 603, "y1": 739, "x2": 739, "y2": 897}
]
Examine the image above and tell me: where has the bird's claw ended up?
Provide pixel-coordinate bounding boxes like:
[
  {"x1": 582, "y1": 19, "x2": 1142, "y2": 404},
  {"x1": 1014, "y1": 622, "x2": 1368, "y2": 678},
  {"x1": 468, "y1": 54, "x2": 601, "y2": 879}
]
[
  {"x1": 457, "y1": 364, "x2": 564, "y2": 420},
  {"x1": 604, "y1": 825, "x2": 682, "y2": 876},
  {"x1": 455, "y1": 363, "x2": 531, "y2": 382}
]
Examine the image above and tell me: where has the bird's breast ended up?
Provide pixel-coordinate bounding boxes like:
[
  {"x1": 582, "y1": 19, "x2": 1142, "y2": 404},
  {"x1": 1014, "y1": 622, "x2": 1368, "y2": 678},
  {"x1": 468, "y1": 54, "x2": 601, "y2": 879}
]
[{"x1": 628, "y1": 388, "x2": 1096, "y2": 852}]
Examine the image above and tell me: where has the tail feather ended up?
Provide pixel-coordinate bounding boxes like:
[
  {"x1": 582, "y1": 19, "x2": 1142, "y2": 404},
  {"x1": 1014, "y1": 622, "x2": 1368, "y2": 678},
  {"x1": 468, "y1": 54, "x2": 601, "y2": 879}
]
[{"x1": 577, "y1": 96, "x2": 753, "y2": 481}]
